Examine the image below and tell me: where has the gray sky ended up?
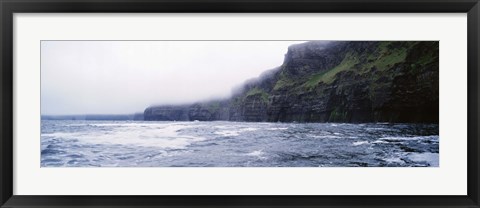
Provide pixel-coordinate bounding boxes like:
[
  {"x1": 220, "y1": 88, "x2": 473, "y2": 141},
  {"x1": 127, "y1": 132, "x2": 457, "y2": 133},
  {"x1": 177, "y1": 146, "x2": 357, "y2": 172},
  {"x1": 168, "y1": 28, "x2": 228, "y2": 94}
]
[{"x1": 41, "y1": 41, "x2": 306, "y2": 115}]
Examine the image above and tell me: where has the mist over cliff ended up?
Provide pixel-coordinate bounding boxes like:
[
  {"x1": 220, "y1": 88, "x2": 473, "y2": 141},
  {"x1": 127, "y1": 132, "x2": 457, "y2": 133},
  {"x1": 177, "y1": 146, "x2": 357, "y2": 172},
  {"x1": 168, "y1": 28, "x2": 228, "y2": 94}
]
[
  {"x1": 41, "y1": 41, "x2": 307, "y2": 115},
  {"x1": 145, "y1": 41, "x2": 439, "y2": 123}
]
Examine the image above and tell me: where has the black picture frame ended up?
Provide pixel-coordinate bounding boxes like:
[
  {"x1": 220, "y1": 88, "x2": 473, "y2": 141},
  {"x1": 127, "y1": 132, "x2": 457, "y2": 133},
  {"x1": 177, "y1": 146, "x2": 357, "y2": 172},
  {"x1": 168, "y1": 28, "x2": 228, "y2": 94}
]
[{"x1": 1, "y1": 0, "x2": 479, "y2": 207}]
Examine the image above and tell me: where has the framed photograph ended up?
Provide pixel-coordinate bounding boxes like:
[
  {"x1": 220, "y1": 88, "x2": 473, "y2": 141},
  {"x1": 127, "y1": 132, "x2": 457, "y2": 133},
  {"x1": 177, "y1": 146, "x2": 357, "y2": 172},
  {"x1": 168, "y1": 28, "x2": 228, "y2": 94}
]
[{"x1": 1, "y1": 0, "x2": 479, "y2": 207}]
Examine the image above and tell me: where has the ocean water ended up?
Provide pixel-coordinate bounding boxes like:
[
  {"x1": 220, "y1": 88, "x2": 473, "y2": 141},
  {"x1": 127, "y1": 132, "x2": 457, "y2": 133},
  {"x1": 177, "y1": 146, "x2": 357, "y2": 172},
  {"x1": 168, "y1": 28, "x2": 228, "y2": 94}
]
[{"x1": 41, "y1": 120, "x2": 439, "y2": 167}]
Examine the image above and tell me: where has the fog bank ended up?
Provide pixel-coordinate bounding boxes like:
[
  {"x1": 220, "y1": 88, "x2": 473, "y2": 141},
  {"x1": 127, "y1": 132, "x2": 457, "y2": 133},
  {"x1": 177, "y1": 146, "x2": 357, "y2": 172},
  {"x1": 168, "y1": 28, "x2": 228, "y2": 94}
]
[{"x1": 41, "y1": 41, "x2": 305, "y2": 115}]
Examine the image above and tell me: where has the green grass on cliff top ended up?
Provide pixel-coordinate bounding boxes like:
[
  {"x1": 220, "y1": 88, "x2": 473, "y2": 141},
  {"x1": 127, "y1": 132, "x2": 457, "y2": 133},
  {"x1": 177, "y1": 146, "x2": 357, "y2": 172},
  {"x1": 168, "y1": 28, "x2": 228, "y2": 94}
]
[
  {"x1": 273, "y1": 71, "x2": 297, "y2": 91},
  {"x1": 302, "y1": 42, "x2": 414, "y2": 89},
  {"x1": 245, "y1": 87, "x2": 269, "y2": 102},
  {"x1": 273, "y1": 42, "x2": 428, "y2": 93},
  {"x1": 303, "y1": 52, "x2": 359, "y2": 88},
  {"x1": 364, "y1": 42, "x2": 409, "y2": 71}
]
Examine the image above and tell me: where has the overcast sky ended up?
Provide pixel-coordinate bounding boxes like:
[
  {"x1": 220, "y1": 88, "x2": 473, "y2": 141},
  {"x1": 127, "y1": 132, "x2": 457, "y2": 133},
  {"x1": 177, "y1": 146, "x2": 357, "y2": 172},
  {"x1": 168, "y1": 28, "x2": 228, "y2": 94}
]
[{"x1": 41, "y1": 41, "x2": 306, "y2": 115}]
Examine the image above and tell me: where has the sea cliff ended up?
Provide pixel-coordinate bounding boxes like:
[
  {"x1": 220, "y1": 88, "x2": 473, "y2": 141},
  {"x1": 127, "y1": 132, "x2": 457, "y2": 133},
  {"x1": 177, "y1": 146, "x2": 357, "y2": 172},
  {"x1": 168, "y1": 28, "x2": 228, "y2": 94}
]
[{"x1": 144, "y1": 41, "x2": 439, "y2": 123}]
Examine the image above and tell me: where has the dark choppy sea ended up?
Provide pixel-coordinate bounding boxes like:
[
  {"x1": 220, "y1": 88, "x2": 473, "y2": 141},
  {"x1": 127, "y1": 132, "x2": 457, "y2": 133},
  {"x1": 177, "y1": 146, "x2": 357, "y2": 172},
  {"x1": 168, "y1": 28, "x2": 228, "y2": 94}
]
[{"x1": 41, "y1": 120, "x2": 439, "y2": 167}]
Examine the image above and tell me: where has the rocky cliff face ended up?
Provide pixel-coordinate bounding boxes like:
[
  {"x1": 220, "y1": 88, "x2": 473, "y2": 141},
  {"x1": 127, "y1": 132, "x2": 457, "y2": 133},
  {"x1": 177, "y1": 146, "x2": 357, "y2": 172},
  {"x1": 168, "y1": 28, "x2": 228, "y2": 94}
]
[
  {"x1": 144, "y1": 41, "x2": 439, "y2": 123},
  {"x1": 144, "y1": 105, "x2": 190, "y2": 121}
]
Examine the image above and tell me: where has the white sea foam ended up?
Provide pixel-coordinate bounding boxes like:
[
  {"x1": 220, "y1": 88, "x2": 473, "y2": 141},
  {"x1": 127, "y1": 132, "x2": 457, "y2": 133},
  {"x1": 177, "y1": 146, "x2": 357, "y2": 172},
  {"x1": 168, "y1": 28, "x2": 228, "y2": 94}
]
[
  {"x1": 246, "y1": 150, "x2": 264, "y2": 156},
  {"x1": 42, "y1": 132, "x2": 82, "y2": 138},
  {"x1": 246, "y1": 150, "x2": 267, "y2": 159},
  {"x1": 352, "y1": 141, "x2": 369, "y2": 146},
  {"x1": 214, "y1": 125, "x2": 230, "y2": 129},
  {"x1": 214, "y1": 130, "x2": 241, "y2": 137},
  {"x1": 214, "y1": 127, "x2": 258, "y2": 137},
  {"x1": 379, "y1": 135, "x2": 438, "y2": 141},
  {"x1": 407, "y1": 152, "x2": 439, "y2": 166},
  {"x1": 42, "y1": 123, "x2": 204, "y2": 149},
  {"x1": 267, "y1": 127, "x2": 289, "y2": 130},
  {"x1": 89, "y1": 122, "x2": 191, "y2": 127},
  {"x1": 312, "y1": 135, "x2": 342, "y2": 139},
  {"x1": 372, "y1": 140, "x2": 389, "y2": 144},
  {"x1": 65, "y1": 124, "x2": 88, "y2": 127},
  {"x1": 384, "y1": 157, "x2": 405, "y2": 164}
]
